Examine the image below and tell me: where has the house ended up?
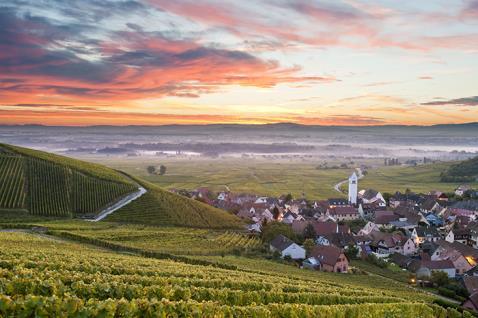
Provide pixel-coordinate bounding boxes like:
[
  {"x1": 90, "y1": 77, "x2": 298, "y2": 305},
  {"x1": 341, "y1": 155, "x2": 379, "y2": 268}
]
[
  {"x1": 389, "y1": 192, "x2": 422, "y2": 208},
  {"x1": 390, "y1": 253, "x2": 421, "y2": 272},
  {"x1": 309, "y1": 245, "x2": 349, "y2": 273},
  {"x1": 359, "y1": 189, "x2": 386, "y2": 207},
  {"x1": 420, "y1": 260, "x2": 456, "y2": 278},
  {"x1": 456, "y1": 185, "x2": 472, "y2": 197},
  {"x1": 317, "y1": 232, "x2": 356, "y2": 249},
  {"x1": 428, "y1": 191, "x2": 448, "y2": 201},
  {"x1": 389, "y1": 218, "x2": 417, "y2": 231},
  {"x1": 282, "y1": 211, "x2": 297, "y2": 224},
  {"x1": 369, "y1": 231, "x2": 416, "y2": 256},
  {"x1": 269, "y1": 235, "x2": 305, "y2": 259},
  {"x1": 374, "y1": 211, "x2": 399, "y2": 228},
  {"x1": 217, "y1": 191, "x2": 229, "y2": 201},
  {"x1": 452, "y1": 228, "x2": 472, "y2": 245},
  {"x1": 291, "y1": 220, "x2": 349, "y2": 237},
  {"x1": 326, "y1": 206, "x2": 359, "y2": 221},
  {"x1": 303, "y1": 256, "x2": 321, "y2": 270},
  {"x1": 463, "y1": 276, "x2": 478, "y2": 295},
  {"x1": 358, "y1": 221, "x2": 380, "y2": 236},
  {"x1": 431, "y1": 240, "x2": 478, "y2": 275},
  {"x1": 463, "y1": 292, "x2": 478, "y2": 312},
  {"x1": 424, "y1": 213, "x2": 444, "y2": 227},
  {"x1": 420, "y1": 199, "x2": 443, "y2": 214},
  {"x1": 412, "y1": 227, "x2": 441, "y2": 245},
  {"x1": 247, "y1": 222, "x2": 262, "y2": 233}
]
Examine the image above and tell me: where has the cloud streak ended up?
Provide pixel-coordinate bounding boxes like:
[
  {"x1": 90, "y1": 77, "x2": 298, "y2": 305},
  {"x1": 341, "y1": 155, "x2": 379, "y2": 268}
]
[{"x1": 421, "y1": 96, "x2": 478, "y2": 106}]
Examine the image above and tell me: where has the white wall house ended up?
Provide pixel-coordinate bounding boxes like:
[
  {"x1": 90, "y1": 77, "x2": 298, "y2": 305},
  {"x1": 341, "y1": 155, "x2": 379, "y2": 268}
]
[{"x1": 270, "y1": 235, "x2": 306, "y2": 259}]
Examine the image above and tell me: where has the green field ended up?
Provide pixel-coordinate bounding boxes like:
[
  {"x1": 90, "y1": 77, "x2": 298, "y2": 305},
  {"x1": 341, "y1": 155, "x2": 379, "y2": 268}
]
[
  {"x1": 0, "y1": 230, "x2": 461, "y2": 317},
  {"x1": 357, "y1": 163, "x2": 478, "y2": 195},
  {"x1": 92, "y1": 157, "x2": 351, "y2": 199},
  {"x1": 91, "y1": 156, "x2": 478, "y2": 200}
]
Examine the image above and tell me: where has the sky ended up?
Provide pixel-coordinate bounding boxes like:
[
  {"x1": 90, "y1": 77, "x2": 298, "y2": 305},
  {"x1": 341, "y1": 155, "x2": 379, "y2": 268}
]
[{"x1": 1, "y1": 0, "x2": 478, "y2": 126}]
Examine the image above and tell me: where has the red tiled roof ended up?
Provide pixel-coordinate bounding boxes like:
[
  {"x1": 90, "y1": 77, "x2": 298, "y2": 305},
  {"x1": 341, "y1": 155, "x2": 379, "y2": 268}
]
[
  {"x1": 328, "y1": 206, "x2": 357, "y2": 216},
  {"x1": 310, "y1": 245, "x2": 345, "y2": 266},
  {"x1": 421, "y1": 260, "x2": 455, "y2": 270}
]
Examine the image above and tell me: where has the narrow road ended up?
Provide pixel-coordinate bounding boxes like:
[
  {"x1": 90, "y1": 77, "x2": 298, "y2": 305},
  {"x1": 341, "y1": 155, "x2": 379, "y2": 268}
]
[
  {"x1": 87, "y1": 185, "x2": 147, "y2": 222},
  {"x1": 333, "y1": 168, "x2": 364, "y2": 194}
]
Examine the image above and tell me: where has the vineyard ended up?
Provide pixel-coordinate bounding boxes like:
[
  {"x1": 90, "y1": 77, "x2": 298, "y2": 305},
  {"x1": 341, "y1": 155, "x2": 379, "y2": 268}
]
[
  {"x1": 105, "y1": 179, "x2": 243, "y2": 229},
  {"x1": 0, "y1": 156, "x2": 26, "y2": 209},
  {"x1": 0, "y1": 143, "x2": 137, "y2": 218},
  {"x1": 38, "y1": 223, "x2": 260, "y2": 255},
  {"x1": 0, "y1": 231, "x2": 468, "y2": 317}
]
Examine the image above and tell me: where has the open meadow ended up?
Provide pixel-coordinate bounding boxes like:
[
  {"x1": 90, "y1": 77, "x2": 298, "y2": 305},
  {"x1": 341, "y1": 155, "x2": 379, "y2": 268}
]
[{"x1": 87, "y1": 156, "x2": 478, "y2": 199}]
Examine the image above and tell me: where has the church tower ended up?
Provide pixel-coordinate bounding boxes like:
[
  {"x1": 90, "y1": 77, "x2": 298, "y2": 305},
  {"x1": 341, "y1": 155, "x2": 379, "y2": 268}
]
[{"x1": 348, "y1": 172, "x2": 358, "y2": 205}]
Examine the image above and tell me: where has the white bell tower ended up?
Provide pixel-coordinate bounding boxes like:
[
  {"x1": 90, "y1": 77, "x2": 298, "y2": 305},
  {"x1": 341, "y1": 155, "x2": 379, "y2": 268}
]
[{"x1": 348, "y1": 172, "x2": 358, "y2": 205}]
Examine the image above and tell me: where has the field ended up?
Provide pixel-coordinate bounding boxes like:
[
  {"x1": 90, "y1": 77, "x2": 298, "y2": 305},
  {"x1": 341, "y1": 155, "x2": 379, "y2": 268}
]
[
  {"x1": 89, "y1": 156, "x2": 478, "y2": 200},
  {"x1": 90, "y1": 157, "x2": 352, "y2": 199},
  {"x1": 40, "y1": 221, "x2": 258, "y2": 255},
  {"x1": 357, "y1": 163, "x2": 478, "y2": 195},
  {"x1": 0, "y1": 231, "x2": 462, "y2": 317}
]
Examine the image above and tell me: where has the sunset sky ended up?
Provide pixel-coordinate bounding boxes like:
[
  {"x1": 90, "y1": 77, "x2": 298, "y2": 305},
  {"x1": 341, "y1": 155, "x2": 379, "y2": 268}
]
[{"x1": 1, "y1": 0, "x2": 478, "y2": 126}]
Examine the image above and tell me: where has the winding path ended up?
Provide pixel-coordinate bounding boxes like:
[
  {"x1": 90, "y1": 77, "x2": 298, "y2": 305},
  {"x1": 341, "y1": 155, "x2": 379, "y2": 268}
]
[{"x1": 333, "y1": 168, "x2": 364, "y2": 194}]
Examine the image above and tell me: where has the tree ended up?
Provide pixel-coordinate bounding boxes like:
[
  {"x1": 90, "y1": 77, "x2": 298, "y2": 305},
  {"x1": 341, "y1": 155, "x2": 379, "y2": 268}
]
[
  {"x1": 146, "y1": 166, "x2": 156, "y2": 174},
  {"x1": 284, "y1": 193, "x2": 293, "y2": 203},
  {"x1": 272, "y1": 206, "x2": 281, "y2": 220},
  {"x1": 303, "y1": 239, "x2": 315, "y2": 257},
  {"x1": 303, "y1": 223, "x2": 317, "y2": 240},
  {"x1": 261, "y1": 222, "x2": 296, "y2": 243},
  {"x1": 344, "y1": 244, "x2": 359, "y2": 260},
  {"x1": 431, "y1": 271, "x2": 449, "y2": 287},
  {"x1": 382, "y1": 192, "x2": 392, "y2": 204},
  {"x1": 159, "y1": 165, "x2": 167, "y2": 175}
]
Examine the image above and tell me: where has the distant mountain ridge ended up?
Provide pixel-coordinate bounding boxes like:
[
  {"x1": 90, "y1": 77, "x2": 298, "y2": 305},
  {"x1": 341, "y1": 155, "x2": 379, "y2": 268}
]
[{"x1": 1, "y1": 122, "x2": 478, "y2": 129}]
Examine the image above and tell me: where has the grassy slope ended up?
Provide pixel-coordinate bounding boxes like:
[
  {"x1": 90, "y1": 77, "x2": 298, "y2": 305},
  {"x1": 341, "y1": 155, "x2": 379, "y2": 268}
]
[{"x1": 105, "y1": 178, "x2": 244, "y2": 229}]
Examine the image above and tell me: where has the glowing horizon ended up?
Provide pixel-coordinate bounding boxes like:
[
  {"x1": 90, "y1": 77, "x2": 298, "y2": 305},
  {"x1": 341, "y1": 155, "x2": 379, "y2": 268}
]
[{"x1": 1, "y1": 1, "x2": 478, "y2": 126}]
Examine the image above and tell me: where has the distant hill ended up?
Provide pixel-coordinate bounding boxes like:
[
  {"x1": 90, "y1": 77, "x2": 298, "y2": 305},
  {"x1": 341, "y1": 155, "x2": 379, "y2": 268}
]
[
  {"x1": 105, "y1": 178, "x2": 244, "y2": 229},
  {"x1": 441, "y1": 156, "x2": 478, "y2": 182},
  {"x1": 0, "y1": 143, "x2": 137, "y2": 217}
]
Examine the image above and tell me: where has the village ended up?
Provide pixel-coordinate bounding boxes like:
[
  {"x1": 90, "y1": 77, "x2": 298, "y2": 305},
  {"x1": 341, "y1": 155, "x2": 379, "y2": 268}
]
[{"x1": 172, "y1": 171, "x2": 478, "y2": 310}]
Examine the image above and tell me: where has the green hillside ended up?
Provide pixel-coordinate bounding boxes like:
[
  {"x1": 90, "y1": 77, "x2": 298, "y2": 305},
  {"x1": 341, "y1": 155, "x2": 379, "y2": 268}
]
[
  {"x1": 0, "y1": 231, "x2": 462, "y2": 318},
  {"x1": 0, "y1": 143, "x2": 137, "y2": 217},
  {"x1": 0, "y1": 144, "x2": 242, "y2": 228},
  {"x1": 105, "y1": 179, "x2": 244, "y2": 229},
  {"x1": 441, "y1": 156, "x2": 478, "y2": 183}
]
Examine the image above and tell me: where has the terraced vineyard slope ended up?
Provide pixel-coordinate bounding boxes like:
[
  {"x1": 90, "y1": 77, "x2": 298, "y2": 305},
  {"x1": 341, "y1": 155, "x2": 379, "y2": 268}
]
[
  {"x1": 0, "y1": 231, "x2": 464, "y2": 318},
  {"x1": 0, "y1": 143, "x2": 137, "y2": 217},
  {"x1": 105, "y1": 179, "x2": 244, "y2": 229}
]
